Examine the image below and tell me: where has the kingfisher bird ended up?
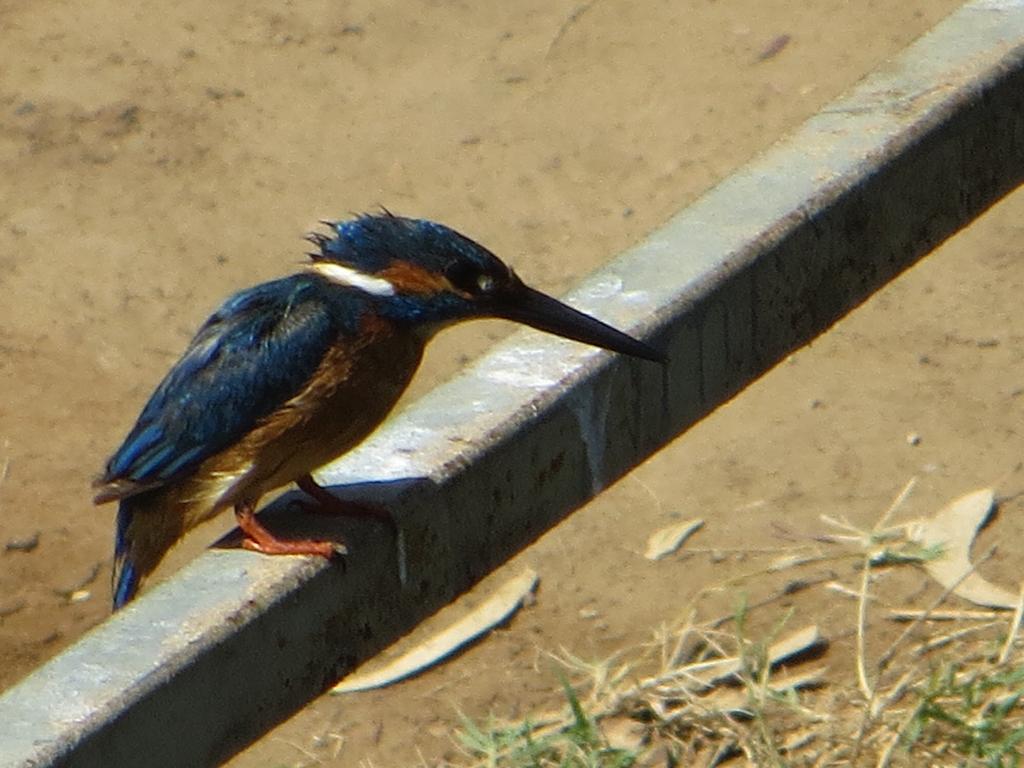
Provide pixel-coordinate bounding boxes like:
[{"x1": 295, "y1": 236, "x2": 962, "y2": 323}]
[{"x1": 94, "y1": 213, "x2": 664, "y2": 609}]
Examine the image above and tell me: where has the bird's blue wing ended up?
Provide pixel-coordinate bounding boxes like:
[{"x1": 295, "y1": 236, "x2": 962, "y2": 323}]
[{"x1": 97, "y1": 275, "x2": 359, "y2": 500}]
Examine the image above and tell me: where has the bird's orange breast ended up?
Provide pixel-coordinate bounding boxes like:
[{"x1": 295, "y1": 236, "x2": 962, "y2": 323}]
[{"x1": 198, "y1": 314, "x2": 425, "y2": 513}]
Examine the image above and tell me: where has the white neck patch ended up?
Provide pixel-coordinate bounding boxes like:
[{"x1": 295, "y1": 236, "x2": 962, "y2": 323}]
[{"x1": 308, "y1": 262, "x2": 396, "y2": 297}]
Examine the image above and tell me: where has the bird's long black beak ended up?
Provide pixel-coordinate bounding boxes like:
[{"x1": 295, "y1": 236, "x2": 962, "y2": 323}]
[{"x1": 492, "y1": 283, "x2": 665, "y2": 363}]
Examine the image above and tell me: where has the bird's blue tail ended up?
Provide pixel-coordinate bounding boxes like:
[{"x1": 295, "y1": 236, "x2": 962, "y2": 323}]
[{"x1": 112, "y1": 502, "x2": 141, "y2": 610}]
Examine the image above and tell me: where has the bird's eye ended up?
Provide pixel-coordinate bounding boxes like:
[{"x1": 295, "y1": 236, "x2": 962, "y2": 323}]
[
  {"x1": 446, "y1": 261, "x2": 497, "y2": 296},
  {"x1": 476, "y1": 274, "x2": 496, "y2": 294}
]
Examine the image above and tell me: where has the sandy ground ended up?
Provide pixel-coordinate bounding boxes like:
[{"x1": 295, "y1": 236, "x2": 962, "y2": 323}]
[{"x1": 4, "y1": 0, "x2": 1022, "y2": 765}]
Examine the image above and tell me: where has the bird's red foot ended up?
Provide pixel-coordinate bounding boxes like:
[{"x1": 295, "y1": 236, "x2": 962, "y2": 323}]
[
  {"x1": 295, "y1": 474, "x2": 392, "y2": 522},
  {"x1": 235, "y1": 501, "x2": 346, "y2": 558}
]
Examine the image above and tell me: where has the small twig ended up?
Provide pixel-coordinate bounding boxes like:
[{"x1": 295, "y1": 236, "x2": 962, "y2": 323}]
[
  {"x1": 877, "y1": 477, "x2": 917, "y2": 532},
  {"x1": 826, "y1": 581, "x2": 874, "y2": 601},
  {"x1": 997, "y1": 582, "x2": 1024, "y2": 665},
  {"x1": 874, "y1": 727, "x2": 903, "y2": 768},
  {"x1": 820, "y1": 479, "x2": 917, "y2": 549},
  {"x1": 0, "y1": 444, "x2": 10, "y2": 486},
  {"x1": 688, "y1": 545, "x2": 820, "y2": 555},
  {"x1": 856, "y1": 553, "x2": 874, "y2": 701},
  {"x1": 819, "y1": 513, "x2": 863, "y2": 537},
  {"x1": 887, "y1": 609, "x2": 1001, "y2": 621},
  {"x1": 546, "y1": 1, "x2": 597, "y2": 58},
  {"x1": 877, "y1": 664, "x2": 920, "y2": 714},
  {"x1": 271, "y1": 736, "x2": 322, "y2": 765},
  {"x1": 916, "y1": 622, "x2": 1002, "y2": 654}
]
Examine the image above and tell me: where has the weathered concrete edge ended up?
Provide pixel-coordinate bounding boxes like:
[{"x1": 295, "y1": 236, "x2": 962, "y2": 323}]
[{"x1": 1, "y1": 2, "x2": 1022, "y2": 766}]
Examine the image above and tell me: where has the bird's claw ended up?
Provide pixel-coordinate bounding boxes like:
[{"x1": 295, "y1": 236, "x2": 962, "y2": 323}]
[{"x1": 240, "y1": 536, "x2": 346, "y2": 559}]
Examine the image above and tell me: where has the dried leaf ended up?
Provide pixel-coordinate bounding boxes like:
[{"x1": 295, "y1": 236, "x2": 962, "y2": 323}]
[
  {"x1": 331, "y1": 569, "x2": 539, "y2": 693},
  {"x1": 644, "y1": 518, "x2": 704, "y2": 560},
  {"x1": 909, "y1": 488, "x2": 1017, "y2": 609}
]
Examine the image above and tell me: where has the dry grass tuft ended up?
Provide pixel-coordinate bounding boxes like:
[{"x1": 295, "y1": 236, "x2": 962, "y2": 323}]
[{"x1": 453, "y1": 482, "x2": 1024, "y2": 767}]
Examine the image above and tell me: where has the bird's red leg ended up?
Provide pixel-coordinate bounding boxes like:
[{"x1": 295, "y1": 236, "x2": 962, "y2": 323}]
[
  {"x1": 235, "y1": 499, "x2": 344, "y2": 558},
  {"x1": 295, "y1": 474, "x2": 391, "y2": 521}
]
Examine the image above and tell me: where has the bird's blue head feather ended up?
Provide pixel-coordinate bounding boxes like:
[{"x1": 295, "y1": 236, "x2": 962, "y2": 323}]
[
  {"x1": 307, "y1": 213, "x2": 520, "y2": 327},
  {"x1": 305, "y1": 212, "x2": 665, "y2": 361}
]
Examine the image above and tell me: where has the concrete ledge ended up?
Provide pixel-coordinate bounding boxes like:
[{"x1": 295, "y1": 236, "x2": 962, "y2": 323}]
[{"x1": 3, "y1": 2, "x2": 1024, "y2": 765}]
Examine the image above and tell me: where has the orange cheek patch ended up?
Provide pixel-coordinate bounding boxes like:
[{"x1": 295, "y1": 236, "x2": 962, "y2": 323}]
[{"x1": 378, "y1": 262, "x2": 455, "y2": 295}]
